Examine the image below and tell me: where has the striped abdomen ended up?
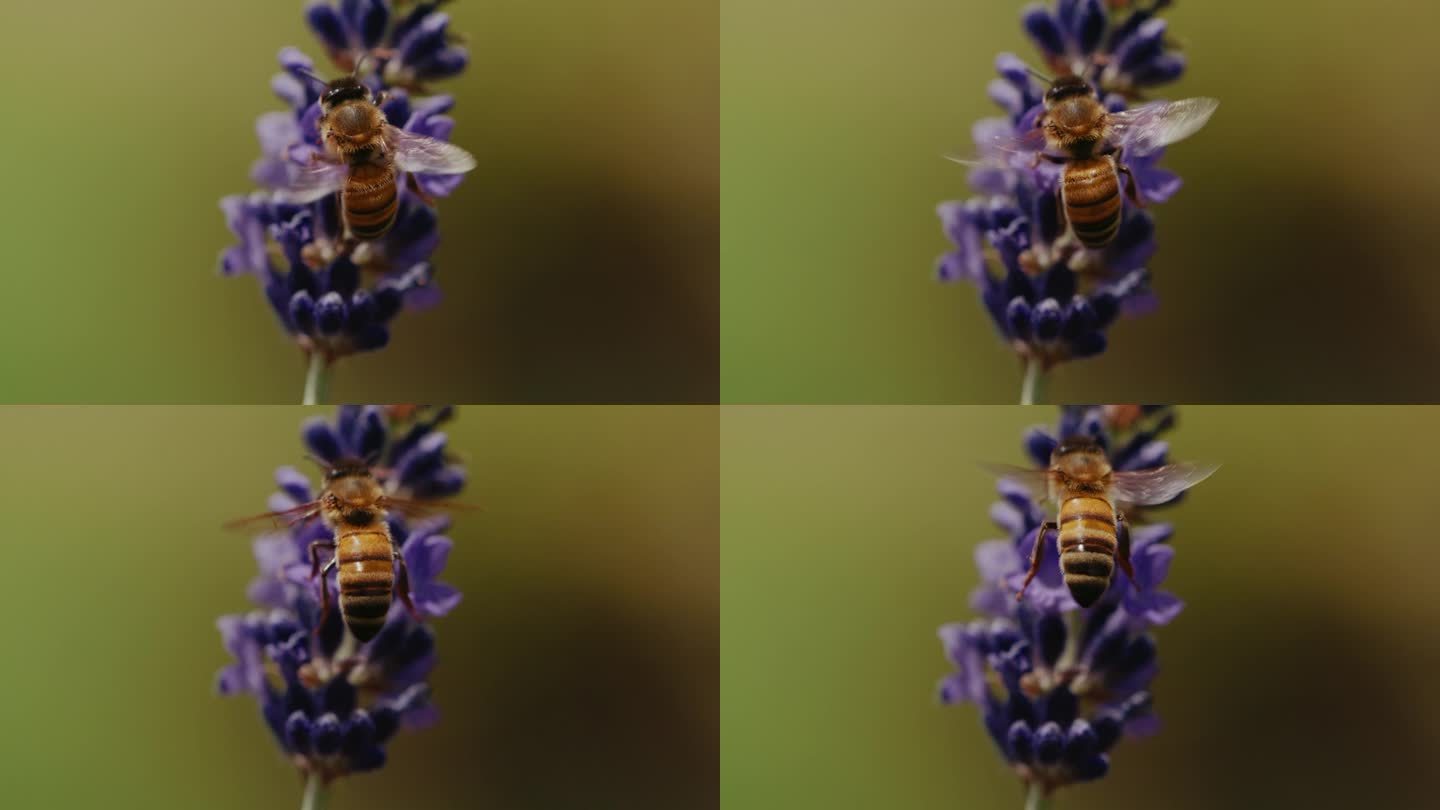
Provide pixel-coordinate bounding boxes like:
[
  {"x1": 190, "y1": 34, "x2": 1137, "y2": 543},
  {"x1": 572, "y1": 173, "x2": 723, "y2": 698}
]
[
  {"x1": 342, "y1": 163, "x2": 399, "y2": 240},
  {"x1": 336, "y1": 528, "x2": 395, "y2": 641},
  {"x1": 1062, "y1": 158, "x2": 1122, "y2": 247},
  {"x1": 1057, "y1": 495, "x2": 1117, "y2": 607}
]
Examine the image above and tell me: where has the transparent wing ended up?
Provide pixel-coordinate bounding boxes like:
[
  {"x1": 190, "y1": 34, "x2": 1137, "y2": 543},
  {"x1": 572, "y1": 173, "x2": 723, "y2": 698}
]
[
  {"x1": 1108, "y1": 462, "x2": 1219, "y2": 506},
  {"x1": 1108, "y1": 97, "x2": 1219, "y2": 156},
  {"x1": 979, "y1": 463, "x2": 1053, "y2": 501},
  {"x1": 223, "y1": 501, "x2": 322, "y2": 530},
  {"x1": 387, "y1": 126, "x2": 477, "y2": 175},
  {"x1": 979, "y1": 125, "x2": 1046, "y2": 157},
  {"x1": 274, "y1": 161, "x2": 348, "y2": 204}
]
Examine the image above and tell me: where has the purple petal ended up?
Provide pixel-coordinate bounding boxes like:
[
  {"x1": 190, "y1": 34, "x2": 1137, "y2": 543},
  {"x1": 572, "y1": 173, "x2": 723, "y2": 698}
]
[
  {"x1": 403, "y1": 532, "x2": 452, "y2": 582},
  {"x1": 1129, "y1": 523, "x2": 1174, "y2": 547},
  {"x1": 1138, "y1": 591, "x2": 1183, "y2": 626},
  {"x1": 937, "y1": 670, "x2": 986, "y2": 706},
  {"x1": 302, "y1": 417, "x2": 343, "y2": 463},
  {"x1": 1006, "y1": 570, "x2": 1075, "y2": 612},
  {"x1": 305, "y1": 2, "x2": 351, "y2": 53},
  {"x1": 975, "y1": 539, "x2": 1021, "y2": 580},
  {"x1": 1123, "y1": 439, "x2": 1169, "y2": 472},
  {"x1": 274, "y1": 466, "x2": 314, "y2": 503},
  {"x1": 415, "y1": 582, "x2": 462, "y2": 617},
  {"x1": 1134, "y1": 164, "x2": 1181, "y2": 204},
  {"x1": 969, "y1": 584, "x2": 1014, "y2": 618},
  {"x1": 416, "y1": 172, "x2": 465, "y2": 199},
  {"x1": 1125, "y1": 714, "x2": 1162, "y2": 738},
  {"x1": 993, "y1": 52, "x2": 1033, "y2": 90},
  {"x1": 988, "y1": 499, "x2": 1027, "y2": 537},
  {"x1": 987, "y1": 78, "x2": 1025, "y2": 118},
  {"x1": 1131, "y1": 541, "x2": 1174, "y2": 589}
]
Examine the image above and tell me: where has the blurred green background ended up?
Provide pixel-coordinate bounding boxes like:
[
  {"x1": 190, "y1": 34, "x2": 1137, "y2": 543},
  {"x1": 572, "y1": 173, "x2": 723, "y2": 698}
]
[
  {"x1": 721, "y1": 1, "x2": 1440, "y2": 402},
  {"x1": 722, "y1": 406, "x2": 1440, "y2": 808},
  {"x1": 0, "y1": 407, "x2": 717, "y2": 808},
  {"x1": 1, "y1": 1, "x2": 716, "y2": 403}
]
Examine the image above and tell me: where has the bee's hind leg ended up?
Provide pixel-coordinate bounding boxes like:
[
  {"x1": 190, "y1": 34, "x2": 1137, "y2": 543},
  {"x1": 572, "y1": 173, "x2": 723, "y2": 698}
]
[
  {"x1": 1113, "y1": 147, "x2": 1145, "y2": 208},
  {"x1": 1115, "y1": 512, "x2": 1137, "y2": 582},
  {"x1": 393, "y1": 552, "x2": 423, "y2": 621},
  {"x1": 1016, "y1": 522, "x2": 1057, "y2": 601},
  {"x1": 405, "y1": 173, "x2": 437, "y2": 207}
]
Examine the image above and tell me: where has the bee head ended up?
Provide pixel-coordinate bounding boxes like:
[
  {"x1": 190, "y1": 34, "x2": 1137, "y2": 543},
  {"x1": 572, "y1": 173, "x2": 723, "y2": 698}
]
[
  {"x1": 1051, "y1": 436, "x2": 1111, "y2": 479},
  {"x1": 321, "y1": 459, "x2": 385, "y2": 524},
  {"x1": 321, "y1": 76, "x2": 371, "y2": 109},
  {"x1": 1044, "y1": 75, "x2": 1095, "y2": 105}
]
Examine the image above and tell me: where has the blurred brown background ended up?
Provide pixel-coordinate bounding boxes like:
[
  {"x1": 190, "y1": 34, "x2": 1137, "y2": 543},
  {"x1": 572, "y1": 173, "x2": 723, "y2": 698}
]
[
  {"x1": 722, "y1": 406, "x2": 1440, "y2": 808},
  {"x1": 0, "y1": 407, "x2": 717, "y2": 808},
  {"x1": 721, "y1": 0, "x2": 1440, "y2": 402},
  {"x1": 0, "y1": 0, "x2": 716, "y2": 403}
]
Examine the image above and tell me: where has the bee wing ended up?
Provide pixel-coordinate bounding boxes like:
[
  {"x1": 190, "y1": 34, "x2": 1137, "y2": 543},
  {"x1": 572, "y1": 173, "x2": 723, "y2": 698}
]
[
  {"x1": 386, "y1": 126, "x2": 477, "y2": 175},
  {"x1": 274, "y1": 161, "x2": 349, "y2": 204},
  {"x1": 1108, "y1": 462, "x2": 1219, "y2": 506},
  {"x1": 1108, "y1": 97, "x2": 1219, "y2": 157},
  {"x1": 223, "y1": 500, "x2": 322, "y2": 530},
  {"x1": 981, "y1": 125, "x2": 1047, "y2": 157},
  {"x1": 978, "y1": 463, "x2": 1053, "y2": 502}
]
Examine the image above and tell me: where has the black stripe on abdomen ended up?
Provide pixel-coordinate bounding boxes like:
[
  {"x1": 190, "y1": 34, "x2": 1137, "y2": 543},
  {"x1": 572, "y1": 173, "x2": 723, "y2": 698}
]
[
  {"x1": 1060, "y1": 552, "x2": 1114, "y2": 577},
  {"x1": 344, "y1": 180, "x2": 398, "y2": 238},
  {"x1": 1064, "y1": 165, "x2": 1122, "y2": 246},
  {"x1": 341, "y1": 592, "x2": 392, "y2": 619}
]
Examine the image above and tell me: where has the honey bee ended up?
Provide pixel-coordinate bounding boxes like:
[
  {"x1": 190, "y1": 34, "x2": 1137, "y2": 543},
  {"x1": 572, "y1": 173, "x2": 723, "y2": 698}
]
[
  {"x1": 959, "y1": 74, "x2": 1217, "y2": 248},
  {"x1": 280, "y1": 66, "x2": 476, "y2": 243},
  {"x1": 986, "y1": 436, "x2": 1216, "y2": 607},
  {"x1": 228, "y1": 459, "x2": 465, "y2": 642}
]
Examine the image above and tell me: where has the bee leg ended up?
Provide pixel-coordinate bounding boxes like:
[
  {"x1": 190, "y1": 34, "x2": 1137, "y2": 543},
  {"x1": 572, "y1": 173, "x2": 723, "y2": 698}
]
[
  {"x1": 309, "y1": 540, "x2": 337, "y2": 578},
  {"x1": 1115, "y1": 512, "x2": 1137, "y2": 582},
  {"x1": 405, "y1": 173, "x2": 437, "y2": 207},
  {"x1": 1016, "y1": 522, "x2": 1057, "y2": 601},
  {"x1": 314, "y1": 557, "x2": 338, "y2": 637},
  {"x1": 393, "y1": 552, "x2": 423, "y2": 621},
  {"x1": 1114, "y1": 148, "x2": 1145, "y2": 208}
]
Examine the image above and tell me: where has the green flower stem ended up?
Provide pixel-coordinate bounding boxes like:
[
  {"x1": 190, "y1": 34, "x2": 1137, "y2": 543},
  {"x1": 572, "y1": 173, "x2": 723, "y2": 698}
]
[
  {"x1": 1021, "y1": 358, "x2": 1045, "y2": 406},
  {"x1": 303, "y1": 353, "x2": 329, "y2": 406},
  {"x1": 301, "y1": 772, "x2": 328, "y2": 810},
  {"x1": 1024, "y1": 783, "x2": 1050, "y2": 810}
]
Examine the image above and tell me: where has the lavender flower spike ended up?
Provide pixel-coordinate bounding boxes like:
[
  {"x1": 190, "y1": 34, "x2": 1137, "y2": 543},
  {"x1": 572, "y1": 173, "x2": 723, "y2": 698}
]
[
  {"x1": 938, "y1": 406, "x2": 1205, "y2": 806},
  {"x1": 217, "y1": 405, "x2": 466, "y2": 807},
  {"x1": 218, "y1": 2, "x2": 473, "y2": 403},
  {"x1": 937, "y1": 1, "x2": 1212, "y2": 403}
]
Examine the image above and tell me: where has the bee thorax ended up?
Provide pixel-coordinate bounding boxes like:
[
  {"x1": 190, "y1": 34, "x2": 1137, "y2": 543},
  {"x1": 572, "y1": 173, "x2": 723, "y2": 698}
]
[{"x1": 331, "y1": 104, "x2": 376, "y2": 136}]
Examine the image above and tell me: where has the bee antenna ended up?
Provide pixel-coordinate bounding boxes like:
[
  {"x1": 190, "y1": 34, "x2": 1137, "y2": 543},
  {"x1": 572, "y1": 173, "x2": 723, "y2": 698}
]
[
  {"x1": 353, "y1": 53, "x2": 371, "y2": 78},
  {"x1": 292, "y1": 68, "x2": 329, "y2": 89},
  {"x1": 1025, "y1": 65, "x2": 1054, "y2": 85},
  {"x1": 303, "y1": 453, "x2": 333, "y2": 473},
  {"x1": 363, "y1": 449, "x2": 383, "y2": 468}
]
